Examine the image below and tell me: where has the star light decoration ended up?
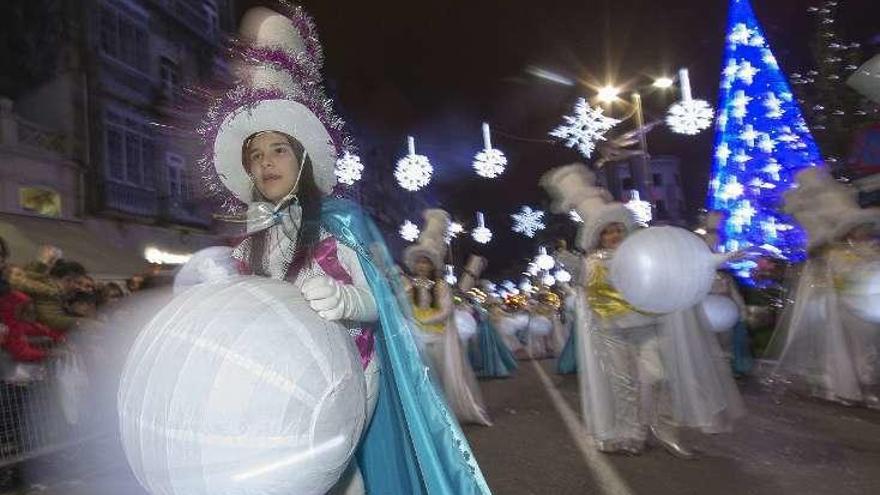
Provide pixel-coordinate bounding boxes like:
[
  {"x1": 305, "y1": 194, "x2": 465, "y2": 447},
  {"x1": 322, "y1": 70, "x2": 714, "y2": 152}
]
[
  {"x1": 399, "y1": 220, "x2": 420, "y2": 242},
  {"x1": 471, "y1": 212, "x2": 492, "y2": 244},
  {"x1": 472, "y1": 123, "x2": 507, "y2": 178},
  {"x1": 334, "y1": 152, "x2": 364, "y2": 185},
  {"x1": 550, "y1": 97, "x2": 620, "y2": 159},
  {"x1": 511, "y1": 206, "x2": 546, "y2": 238},
  {"x1": 394, "y1": 136, "x2": 433, "y2": 191}
]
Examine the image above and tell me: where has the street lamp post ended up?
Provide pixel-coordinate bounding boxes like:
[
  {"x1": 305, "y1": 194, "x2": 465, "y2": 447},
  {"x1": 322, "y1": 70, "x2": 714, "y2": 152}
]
[{"x1": 630, "y1": 92, "x2": 652, "y2": 201}]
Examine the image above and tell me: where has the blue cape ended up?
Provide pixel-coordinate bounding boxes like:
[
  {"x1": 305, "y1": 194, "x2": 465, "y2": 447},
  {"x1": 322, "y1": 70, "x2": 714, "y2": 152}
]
[{"x1": 321, "y1": 198, "x2": 491, "y2": 495}]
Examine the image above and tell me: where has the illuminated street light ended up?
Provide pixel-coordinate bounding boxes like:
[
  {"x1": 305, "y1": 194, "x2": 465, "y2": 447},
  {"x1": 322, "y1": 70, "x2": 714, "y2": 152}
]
[
  {"x1": 596, "y1": 85, "x2": 621, "y2": 103},
  {"x1": 653, "y1": 76, "x2": 674, "y2": 89}
]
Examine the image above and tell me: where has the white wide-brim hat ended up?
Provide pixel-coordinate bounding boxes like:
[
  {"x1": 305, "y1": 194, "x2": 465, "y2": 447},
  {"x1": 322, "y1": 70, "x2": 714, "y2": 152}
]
[
  {"x1": 403, "y1": 240, "x2": 446, "y2": 274},
  {"x1": 213, "y1": 99, "x2": 338, "y2": 201}
]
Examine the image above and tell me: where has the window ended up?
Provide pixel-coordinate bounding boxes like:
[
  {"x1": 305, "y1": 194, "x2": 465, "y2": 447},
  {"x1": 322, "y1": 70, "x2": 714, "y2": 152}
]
[
  {"x1": 653, "y1": 173, "x2": 664, "y2": 186},
  {"x1": 674, "y1": 173, "x2": 681, "y2": 186},
  {"x1": 19, "y1": 187, "x2": 61, "y2": 217},
  {"x1": 105, "y1": 109, "x2": 155, "y2": 188},
  {"x1": 99, "y1": 5, "x2": 149, "y2": 72},
  {"x1": 166, "y1": 153, "x2": 190, "y2": 199},
  {"x1": 159, "y1": 57, "x2": 180, "y2": 98}
]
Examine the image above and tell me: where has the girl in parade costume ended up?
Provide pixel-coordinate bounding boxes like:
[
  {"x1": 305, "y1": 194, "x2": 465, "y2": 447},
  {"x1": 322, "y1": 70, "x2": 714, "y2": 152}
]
[
  {"x1": 456, "y1": 257, "x2": 518, "y2": 379},
  {"x1": 766, "y1": 168, "x2": 880, "y2": 407},
  {"x1": 541, "y1": 164, "x2": 744, "y2": 457},
  {"x1": 203, "y1": 5, "x2": 491, "y2": 493},
  {"x1": 402, "y1": 211, "x2": 492, "y2": 426}
]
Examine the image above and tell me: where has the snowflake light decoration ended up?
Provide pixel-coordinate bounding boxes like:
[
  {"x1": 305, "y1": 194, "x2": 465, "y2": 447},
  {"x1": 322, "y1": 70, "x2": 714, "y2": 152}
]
[
  {"x1": 444, "y1": 265, "x2": 458, "y2": 285},
  {"x1": 535, "y1": 247, "x2": 555, "y2": 271},
  {"x1": 445, "y1": 221, "x2": 464, "y2": 244},
  {"x1": 541, "y1": 274, "x2": 556, "y2": 287},
  {"x1": 399, "y1": 220, "x2": 420, "y2": 242},
  {"x1": 511, "y1": 206, "x2": 546, "y2": 238},
  {"x1": 471, "y1": 212, "x2": 492, "y2": 244},
  {"x1": 472, "y1": 123, "x2": 507, "y2": 178},
  {"x1": 550, "y1": 97, "x2": 619, "y2": 158},
  {"x1": 624, "y1": 190, "x2": 653, "y2": 225},
  {"x1": 569, "y1": 210, "x2": 583, "y2": 223},
  {"x1": 554, "y1": 269, "x2": 572, "y2": 284},
  {"x1": 334, "y1": 152, "x2": 364, "y2": 185},
  {"x1": 666, "y1": 69, "x2": 714, "y2": 135},
  {"x1": 394, "y1": 136, "x2": 433, "y2": 191}
]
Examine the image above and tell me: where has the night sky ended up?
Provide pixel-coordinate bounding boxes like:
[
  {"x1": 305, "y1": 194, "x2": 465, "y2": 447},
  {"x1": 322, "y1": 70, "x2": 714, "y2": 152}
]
[{"x1": 241, "y1": 0, "x2": 879, "y2": 278}]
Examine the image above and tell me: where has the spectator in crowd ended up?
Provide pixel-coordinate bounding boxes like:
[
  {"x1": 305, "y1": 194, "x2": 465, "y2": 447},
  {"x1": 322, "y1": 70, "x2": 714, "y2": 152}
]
[
  {"x1": 24, "y1": 245, "x2": 63, "y2": 276},
  {"x1": 9, "y1": 259, "x2": 87, "y2": 332},
  {"x1": 99, "y1": 282, "x2": 125, "y2": 307},
  {"x1": 126, "y1": 275, "x2": 144, "y2": 293},
  {"x1": 64, "y1": 291, "x2": 98, "y2": 320},
  {"x1": 0, "y1": 291, "x2": 64, "y2": 362}
]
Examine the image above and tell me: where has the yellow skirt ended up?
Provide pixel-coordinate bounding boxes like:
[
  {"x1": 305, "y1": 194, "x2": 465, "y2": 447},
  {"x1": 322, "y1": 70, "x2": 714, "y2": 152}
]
[{"x1": 413, "y1": 307, "x2": 445, "y2": 333}]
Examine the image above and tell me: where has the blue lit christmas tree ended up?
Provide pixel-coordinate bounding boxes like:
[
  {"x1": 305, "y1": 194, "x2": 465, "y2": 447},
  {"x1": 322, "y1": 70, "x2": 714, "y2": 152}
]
[{"x1": 709, "y1": 0, "x2": 824, "y2": 279}]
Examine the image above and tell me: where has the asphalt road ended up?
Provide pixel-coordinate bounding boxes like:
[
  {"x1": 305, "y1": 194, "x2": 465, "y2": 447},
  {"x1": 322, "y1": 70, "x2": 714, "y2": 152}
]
[{"x1": 463, "y1": 358, "x2": 880, "y2": 495}]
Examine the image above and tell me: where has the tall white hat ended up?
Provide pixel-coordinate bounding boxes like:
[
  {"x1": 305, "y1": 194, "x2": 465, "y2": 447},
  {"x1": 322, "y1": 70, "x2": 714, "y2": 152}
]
[
  {"x1": 403, "y1": 209, "x2": 451, "y2": 272},
  {"x1": 200, "y1": 4, "x2": 346, "y2": 211},
  {"x1": 541, "y1": 164, "x2": 635, "y2": 251}
]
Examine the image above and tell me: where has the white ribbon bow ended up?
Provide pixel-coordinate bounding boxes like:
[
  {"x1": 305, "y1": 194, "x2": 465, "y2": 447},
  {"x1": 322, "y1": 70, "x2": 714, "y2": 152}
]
[{"x1": 246, "y1": 198, "x2": 303, "y2": 240}]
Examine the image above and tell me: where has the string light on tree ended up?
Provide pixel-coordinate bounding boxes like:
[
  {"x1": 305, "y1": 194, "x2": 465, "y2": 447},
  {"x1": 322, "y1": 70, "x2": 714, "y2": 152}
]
[
  {"x1": 472, "y1": 123, "x2": 507, "y2": 178},
  {"x1": 708, "y1": 1, "x2": 823, "y2": 282},
  {"x1": 399, "y1": 220, "x2": 420, "y2": 242},
  {"x1": 471, "y1": 212, "x2": 493, "y2": 244},
  {"x1": 511, "y1": 205, "x2": 546, "y2": 238},
  {"x1": 666, "y1": 68, "x2": 715, "y2": 135},
  {"x1": 334, "y1": 152, "x2": 364, "y2": 185},
  {"x1": 549, "y1": 97, "x2": 620, "y2": 158},
  {"x1": 394, "y1": 136, "x2": 433, "y2": 191}
]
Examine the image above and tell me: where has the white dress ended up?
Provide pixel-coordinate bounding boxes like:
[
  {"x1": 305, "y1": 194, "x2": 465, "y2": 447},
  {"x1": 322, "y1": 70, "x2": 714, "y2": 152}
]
[
  {"x1": 766, "y1": 241, "x2": 880, "y2": 403},
  {"x1": 408, "y1": 278, "x2": 492, "y2": 426},
  {"x1": 573, "y1": 250, "x2": 745, "y2": 450}
]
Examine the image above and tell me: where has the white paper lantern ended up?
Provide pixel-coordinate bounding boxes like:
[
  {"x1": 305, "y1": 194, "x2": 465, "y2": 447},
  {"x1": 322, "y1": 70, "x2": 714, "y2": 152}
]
[
  {"x1": 610, "y1": 226, "x2": 728, "y2": 314},
  {"x1": 840, "y1": 261, "x2": 880, "y2": 323},
  {"x1": 454, "y1": 308, "x2": 478, "y2": 342},
  {"x1": 698, "y1": 295, "x2": 740, "y2": 333},
  {"x1": 528, "y1": 315, "x2": 553, "y2": 337},
  {"x1": 119, "y1": 277, "x2": 366, "y2": 495}
]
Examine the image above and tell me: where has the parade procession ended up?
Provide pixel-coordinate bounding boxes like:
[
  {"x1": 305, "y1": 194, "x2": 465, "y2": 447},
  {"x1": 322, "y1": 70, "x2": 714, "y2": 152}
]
[{"x1": 0, "y1": 0, "x2": 879, "y2": 494}]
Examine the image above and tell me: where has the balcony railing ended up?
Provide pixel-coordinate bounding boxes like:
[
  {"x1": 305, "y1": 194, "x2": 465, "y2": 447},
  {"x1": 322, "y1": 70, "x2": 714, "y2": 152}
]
[
  {"x1": 104, "y1": 180, "x2": 159, "y2": 217},
  {"x1": 0, "y1": 98, "x2": 72, "y2": 157}
]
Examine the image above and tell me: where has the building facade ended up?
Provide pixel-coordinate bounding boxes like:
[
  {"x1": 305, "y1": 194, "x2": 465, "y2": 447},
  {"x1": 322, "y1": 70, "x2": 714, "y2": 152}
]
[
  {"x1": 597, "y1": 154, "x2": 687, "y2": 225},
  {"x1": 1, "y1": 0, "x2": 238, "y2": 276}
]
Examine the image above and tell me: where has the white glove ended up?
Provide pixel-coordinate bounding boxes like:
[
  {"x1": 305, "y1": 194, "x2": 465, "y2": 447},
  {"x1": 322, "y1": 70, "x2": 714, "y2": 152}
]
[{"x1": 301, "y1": 276, "x2": 379, "y2": 323}]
